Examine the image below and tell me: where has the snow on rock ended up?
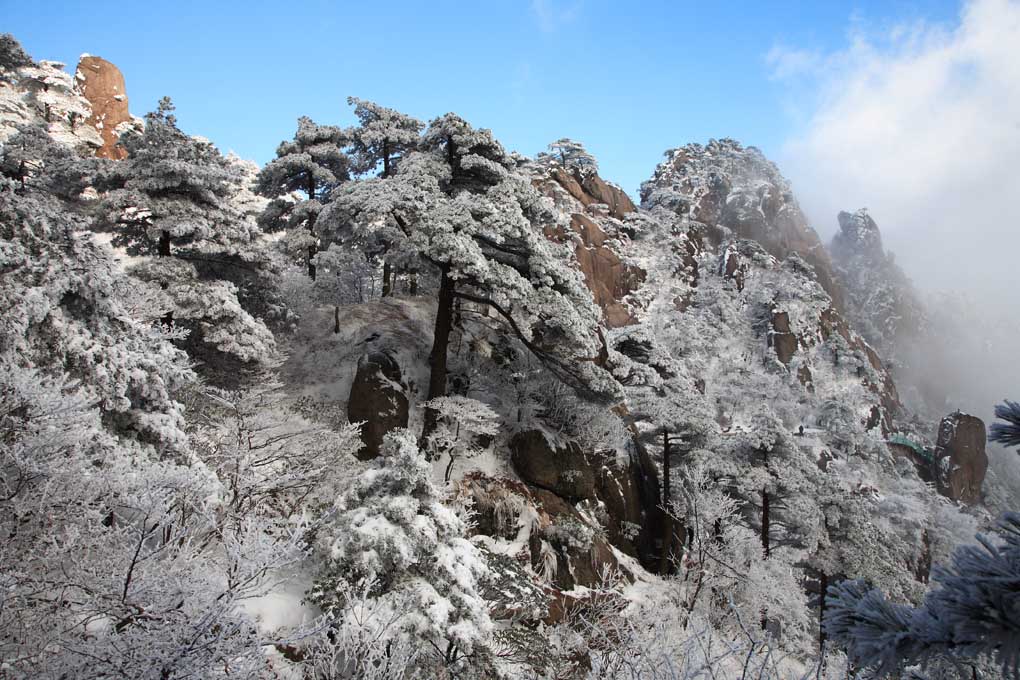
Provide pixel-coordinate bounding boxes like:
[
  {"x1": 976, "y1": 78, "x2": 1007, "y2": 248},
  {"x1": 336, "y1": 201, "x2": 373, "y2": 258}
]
[{"x1": 641, "y1": 138, "x2": 845, "y2": 309}]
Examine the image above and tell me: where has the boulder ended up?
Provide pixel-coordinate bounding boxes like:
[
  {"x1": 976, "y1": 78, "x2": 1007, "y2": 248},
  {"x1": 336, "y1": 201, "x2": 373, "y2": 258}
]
[
  {"x1": 347, "y1": 352, "x2": 408, "y2": 460},
  {"x1": 74, "y1": 56, "x2": 132, "y2": 159},
  {"x1": 933, "y1": 412, "x2": 987, "y2": 505},
  {"x1": 510, "y1": 431, "x2": 596, "y2": 502}
]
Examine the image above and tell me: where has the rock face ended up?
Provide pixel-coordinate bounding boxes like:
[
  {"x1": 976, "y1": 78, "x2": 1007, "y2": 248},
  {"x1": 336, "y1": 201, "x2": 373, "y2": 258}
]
[
  {"x1": 74, "y1": 55, "x2": 132, "y2": 159},
  {"x1": 538, "y1": 168, "x2": 645, "y2": 328},
  {"x1": 829, "y1": 209, "x2": 926, "y2": 359},
  {"x1": 933, "y1": 412, "x2": 987, "y2": 505},
  {"x1": 510, "y1": 431, "x2": 596, "y2": 502},
  {"x1": 770, "y1": 310, "x2": 798, "y2": 365},
  {"x1": 567, "y1": 213, "x2": 645, "y2": 327},
  {"x1": 347, "y1": 352, "x2": 408, "y2": 460},
  {"x1": 552, "y1": 167, "x2": 636, "y2": 219},
  {"x1": 641, "y1": 138, "x2": 843, "y2": 309},
  {"x1": 509, "y1": 430, "x2": 662, "y2": 567}
]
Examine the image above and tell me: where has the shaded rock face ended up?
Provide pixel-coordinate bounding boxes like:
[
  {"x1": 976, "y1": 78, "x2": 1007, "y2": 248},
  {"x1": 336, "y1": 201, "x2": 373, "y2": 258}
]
[
  {"x1": 831, "y1": 210, "x2": 884, "y2": 263},
  {"x1": 770, "y1": 310, "x2": 798, "y2": 365},
  {"x1": 530, "y1": 488, "x2": 620, "y2": 591},
  {"x1": 347, "y1": 352, "x2": 408, "y2": 460},
  {"x1": 509, "y1": 430, "x2": 662, "y2": 568},
  {"x1": 74, "y1": 55, "x2": 131, "y2": 159},
  {"x1": 933, "y1": 412, "x2": 987, "y2": 505},
  {"x1": 828, "y1": 209, "x2": 927, "y2": 362},
  {"x1": 552, "y1": 167, "x2": 636, "y2": 219},
  {"x1": 510, "y1": 431, "x2": 597, "y2": 502},
  {"x1": 642, "y1": 139, "x2": 843, "y2": 309}
]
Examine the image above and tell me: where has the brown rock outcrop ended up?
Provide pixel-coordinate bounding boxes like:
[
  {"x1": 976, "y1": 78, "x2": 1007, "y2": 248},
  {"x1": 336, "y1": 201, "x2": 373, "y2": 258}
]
[
  {"x1": 545, "y1": 213, "x2": 645, "y2": 328},
  {"x1": 933, "y1": 412, "x2": 987, "y2": 505},
  {"x1": 552, "y1": 167, "x2": 636, "y2": 219},
  {"x1": 347, "y1": 352, "x2": 408, "y2": 460},
  {"x1": 74, "y1": 55, "x2": 131, "y2": 159},
  {"x1": 770, "y1": 310, "x2": 798, "y2": 365}
]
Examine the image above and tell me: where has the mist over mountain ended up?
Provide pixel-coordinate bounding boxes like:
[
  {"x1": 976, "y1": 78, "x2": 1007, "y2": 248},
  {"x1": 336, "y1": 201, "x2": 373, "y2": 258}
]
[{"x1": 2, "y1": 11, "x2": 1019, "y2": 678}]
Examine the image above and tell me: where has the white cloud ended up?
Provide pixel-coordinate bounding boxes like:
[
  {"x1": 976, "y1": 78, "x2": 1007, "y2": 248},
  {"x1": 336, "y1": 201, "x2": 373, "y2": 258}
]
[
  {"x1": 773, "y1": 0, "x2": 1020, "y2": 418},
  {"x1": 775, "y1": 0, "x2": 1020, "y2": 294}
]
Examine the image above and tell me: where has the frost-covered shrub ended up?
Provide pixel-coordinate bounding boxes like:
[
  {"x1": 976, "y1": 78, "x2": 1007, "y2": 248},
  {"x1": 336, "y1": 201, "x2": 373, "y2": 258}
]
[{"x1": 310, "y1": 430, "x2": 494, "y2": 676}]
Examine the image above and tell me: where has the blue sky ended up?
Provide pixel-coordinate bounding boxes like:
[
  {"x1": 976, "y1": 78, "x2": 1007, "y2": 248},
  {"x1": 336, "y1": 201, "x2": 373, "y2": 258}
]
[{"x1": 3, "y1": 0, "x2": 961, "y2": 197}]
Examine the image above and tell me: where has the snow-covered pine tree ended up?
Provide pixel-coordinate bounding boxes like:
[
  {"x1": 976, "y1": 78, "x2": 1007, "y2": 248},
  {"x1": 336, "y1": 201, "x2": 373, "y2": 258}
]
[
  {"x1": 0, "y1": 33, "x2": 33, "y2": 78},
  {"x1": 94, "y1": 97, "x2": 276, "y2": 379},
  {"x1": 343, "y1": 97, "x2": 423, "y2": 295},
  {"x1": 422, "y1": 395, "x2": 501, "y2": 481},
  {"x1": 345, "y1": 96, "x2": 423, "y2": 179},
  {"x1": 539, "y1": 137, "x2": 598, "y2": 176},
  {"x1": 256, "y1": 115, "x2": 349, "y2": 279},
  {"x1": 991, "y1": 400, "x2": 1020, "y2": 450},
  {"x1": 310, "y1": 429, "x2": 496, "y2": 678},
  {"x1": 320, "y1": 111, "x2": 622, "y2": 445}
]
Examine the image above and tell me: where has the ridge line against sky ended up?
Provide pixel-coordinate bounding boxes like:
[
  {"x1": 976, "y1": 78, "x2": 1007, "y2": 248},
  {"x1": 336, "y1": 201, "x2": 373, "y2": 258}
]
[{"x1": 4, "y1": 0, "x2": 960, "y2": 212}]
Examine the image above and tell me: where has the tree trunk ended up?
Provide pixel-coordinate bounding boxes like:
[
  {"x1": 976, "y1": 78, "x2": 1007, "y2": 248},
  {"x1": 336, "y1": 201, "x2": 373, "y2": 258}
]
[
  {"x1": 420, "y1": 264, "x2": 455, "y2": 452},
  {"x1": 658, "y1": 430, "x2": 677, "y2": 575},
  {"x1": 382, "y1": 261, "x2": 392, "y2": 297},
  {"x1": 334, "y1": 305, "x2": 340, "y2": 334},
  {"x1": 409, "y1": 271, "x2": 418, "y2": 296},
  {"x1": 761, "y1": 486, "x2": 770, "y2": 559},
  {"x1": 158, "y1": 230, "x2": 171, "y2": 257},
  {"x1": 382, "y1": 139, "x2": 391, "y2": 178},
  {"x1": 819, "y1": 571, "x2": 829, "y2": 650},
  {"x1": 306, "y1": 173, "x2": 318, "y2": 280}
]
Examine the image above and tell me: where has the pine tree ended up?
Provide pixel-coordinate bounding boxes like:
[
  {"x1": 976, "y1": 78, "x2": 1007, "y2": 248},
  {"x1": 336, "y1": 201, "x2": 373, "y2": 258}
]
[
  {"x1": 0, "y1": 33, "x2": 34, "y2": 80},
  {"x1": 539, "y1": 137, "x2": 599, "y2": 176},
  {"x1": 95, "y1": 97, "x2": 276, "y2": 377},
  {"x1": 310, "y1": 429, "x2": 494, "y2": 676},
  {"x1": 320, "y1": 111, "x2": 622, "y2": 446},
  {"x1": 343, "y1": 97, "x2": 423, "y2": 295},
  {"x1": 256, "y1": 115, "x2": 349, "y2": 279}
]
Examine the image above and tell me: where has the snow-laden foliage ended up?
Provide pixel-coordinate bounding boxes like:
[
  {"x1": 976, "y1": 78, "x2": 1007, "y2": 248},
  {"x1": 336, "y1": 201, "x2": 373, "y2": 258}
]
[
  {"x1": 537, "y1": 138, "x2": 599, "y2": 176},
  {"x1": 0, "y1": 42, "x2": 101, "y2": 151},
  {"x1": 344, "y1": 96, "x2": 423, "y2": 178},
  {"x1": 255, "y1": 114, "x2": 349, "y2": 281},
  {"x1": 310, "y1": 429, "x2": 496, "y2": 677},
  {"x1": 423, "y1": 395, "x2": 501, "y2": 481},
  {"x1": 0, "y1": 33, "x2": 34, "y2": 77},
  {"x1": 94, "y1": 97, "x2": 277, "y2": 375},
  {"x1": 825, "y1": 512, "x2": 1020, "y2": 676},
  {"x1": 320, "y1": 110, "x2": 623, "y2": 416},
  {"x1": 0, "y1": 167, "x2": 305, "y2": 677},
  {"x1": 991, "y1": 400, "x2": 1020, "y2": 450}
]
